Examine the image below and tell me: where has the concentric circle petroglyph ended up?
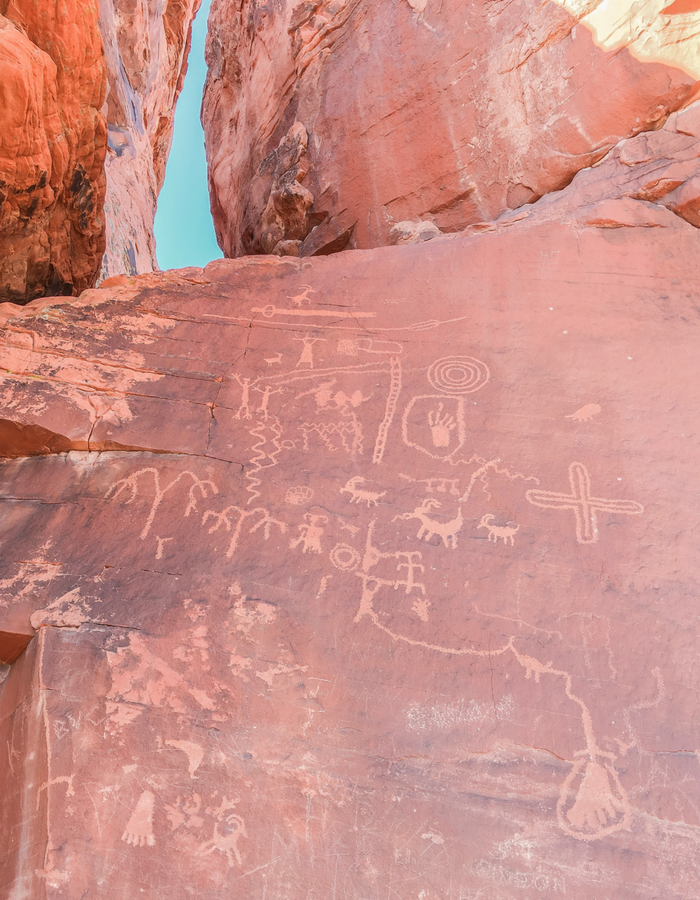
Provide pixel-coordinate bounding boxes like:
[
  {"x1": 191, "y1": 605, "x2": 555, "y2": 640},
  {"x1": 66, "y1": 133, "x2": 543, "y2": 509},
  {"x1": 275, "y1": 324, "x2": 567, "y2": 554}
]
[
  {"x1": 329, "y1": 543, "x2": 361, "y2": 571},
  {"x1": 427, "y1": 356, "x2": 490, "y2": 395}
]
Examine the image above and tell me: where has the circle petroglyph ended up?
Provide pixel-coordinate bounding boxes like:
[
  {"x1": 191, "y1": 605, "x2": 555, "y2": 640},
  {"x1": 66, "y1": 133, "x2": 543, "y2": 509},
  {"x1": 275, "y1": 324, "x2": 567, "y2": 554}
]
[
  {"x1": 285, "y1": 485, "x2": 314, "y2": 506},
  {"x1": 427, "y1": 356, "x2": 490, "y2": 395},
  {"x1": 330, "y1": 543, "x2": 361, "y2": 571}
]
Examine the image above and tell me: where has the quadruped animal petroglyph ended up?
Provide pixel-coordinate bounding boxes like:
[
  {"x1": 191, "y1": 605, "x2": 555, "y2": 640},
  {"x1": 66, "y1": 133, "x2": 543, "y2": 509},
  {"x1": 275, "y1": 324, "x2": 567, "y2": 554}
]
[{"x1": 95, "y1": 341, "x2": 650, "y2": 848}]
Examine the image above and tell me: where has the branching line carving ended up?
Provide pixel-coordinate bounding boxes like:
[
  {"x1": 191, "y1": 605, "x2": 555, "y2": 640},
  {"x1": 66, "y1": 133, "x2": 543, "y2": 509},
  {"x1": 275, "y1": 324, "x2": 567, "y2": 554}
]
[
  {"x1": 203, "y1": 505, "x2": 287, "y2": 558},
  {"x1": 106, "y1": 469, "x2": 219, "y2": 540}
]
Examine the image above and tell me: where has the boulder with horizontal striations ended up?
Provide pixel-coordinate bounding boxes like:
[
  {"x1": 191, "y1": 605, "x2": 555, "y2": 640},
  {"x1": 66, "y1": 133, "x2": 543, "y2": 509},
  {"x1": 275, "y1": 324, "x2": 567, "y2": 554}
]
[{"x1": 202, "y1": 0, "x2": 700, "y2": 257}]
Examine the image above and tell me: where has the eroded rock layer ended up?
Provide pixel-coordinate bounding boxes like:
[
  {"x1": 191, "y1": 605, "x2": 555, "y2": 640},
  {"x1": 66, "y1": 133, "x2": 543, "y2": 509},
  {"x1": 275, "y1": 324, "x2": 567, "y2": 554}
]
[
  {"x1": 202, "y1": 0, "x2": 700, "y2": 257},
  {"x1": 2, "y1": 193, "x2": 700, "y2": 896}
]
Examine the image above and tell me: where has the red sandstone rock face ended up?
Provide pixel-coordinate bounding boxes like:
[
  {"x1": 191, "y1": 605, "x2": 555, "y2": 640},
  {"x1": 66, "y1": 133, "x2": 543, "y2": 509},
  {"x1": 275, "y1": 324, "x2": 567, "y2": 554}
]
[
  {"x1": 202, "y1": 0, "x2": 700, "y2": 258},
  {"x1": 0, "y1": 0, "x2": 201, "y2": 302},
  {"x1": 99, "y1": 0, "x2": 202, "y2": 281},
  {"x1": 0, "y1": 2, "x2": 107, "y2": 303},
  {"x1": 2, "y1": 194, "x2": 700, "y2": 895}
]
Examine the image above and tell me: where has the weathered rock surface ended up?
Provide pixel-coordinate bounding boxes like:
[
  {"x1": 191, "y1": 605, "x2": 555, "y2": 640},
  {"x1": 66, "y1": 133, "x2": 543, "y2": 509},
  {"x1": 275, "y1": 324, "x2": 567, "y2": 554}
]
[
  {"x1": 202, "y1": 0, "x2": 700, "y2": 257},
  {"x1": 0, "y1": 0, "x2": 201, "y2": 302},
  {"x1": 0, "y1": 2, "x2": 107, "y2": 303},
  {"x1": 2, "y1": 193, "x2": 700, "y2": 895},
  {"x1": 501, "y1": 97, "x2": 700, "y2": 230},
  {"x1": 99, "y1": 0, "x2": 202, "y2": 281}
]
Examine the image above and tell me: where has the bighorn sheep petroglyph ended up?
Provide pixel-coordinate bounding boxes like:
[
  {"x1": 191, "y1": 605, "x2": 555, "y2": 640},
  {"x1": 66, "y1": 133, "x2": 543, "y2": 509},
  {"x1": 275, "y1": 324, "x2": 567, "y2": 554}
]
[
  {"x1": 478, "y1": 514, "x2": 520, "y2": 545},
  {"x1": 393, "y1": 498, "x2": 463, "y2": 549},
  {"x1": 340, "y1": 476, "x2": 386, "y2": 507}
]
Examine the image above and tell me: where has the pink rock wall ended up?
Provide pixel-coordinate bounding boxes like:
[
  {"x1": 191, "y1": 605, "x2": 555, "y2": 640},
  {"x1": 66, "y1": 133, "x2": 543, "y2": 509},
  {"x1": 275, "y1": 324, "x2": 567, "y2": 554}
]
[
  {"x1": 202, "y1": 0, "x2": 699, "y2": 257},
  {"x1": 2, "y1": 177, "x2": 700, "y2": 894}
]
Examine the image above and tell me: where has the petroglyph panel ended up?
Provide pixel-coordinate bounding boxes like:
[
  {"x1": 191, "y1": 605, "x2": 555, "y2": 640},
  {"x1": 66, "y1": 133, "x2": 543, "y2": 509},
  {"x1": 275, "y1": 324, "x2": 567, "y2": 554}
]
[{"x1": 1, "y1": 223, "x2": 699, "y2": 898}]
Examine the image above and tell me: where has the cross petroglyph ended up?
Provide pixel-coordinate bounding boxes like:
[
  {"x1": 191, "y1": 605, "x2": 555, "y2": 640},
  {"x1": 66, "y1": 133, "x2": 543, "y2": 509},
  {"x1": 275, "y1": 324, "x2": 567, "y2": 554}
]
[{"x1": 526, "y1": 462, "x2": 644, "y2": 543}]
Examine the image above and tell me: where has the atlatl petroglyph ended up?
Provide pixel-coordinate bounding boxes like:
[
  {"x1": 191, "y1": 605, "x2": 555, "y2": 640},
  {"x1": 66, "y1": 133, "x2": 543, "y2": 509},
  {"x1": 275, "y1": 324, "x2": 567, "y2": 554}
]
[
  {"x1": 526, "y1": 462, "x2": 644, "y2": 544},
  {"x1": 106, "y1": 469, "x2": 218, "y2": 540}
]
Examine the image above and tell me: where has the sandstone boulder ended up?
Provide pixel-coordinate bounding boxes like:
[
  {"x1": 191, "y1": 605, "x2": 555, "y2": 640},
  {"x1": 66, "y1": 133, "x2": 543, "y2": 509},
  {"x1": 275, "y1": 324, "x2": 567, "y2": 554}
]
[{"x1": 0, "y1": 0, "x2": 202, "y2": 301}]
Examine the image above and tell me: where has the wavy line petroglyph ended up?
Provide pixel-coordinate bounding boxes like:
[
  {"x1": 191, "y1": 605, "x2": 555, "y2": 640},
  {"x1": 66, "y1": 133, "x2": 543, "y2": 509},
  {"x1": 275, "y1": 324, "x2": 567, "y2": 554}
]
[
  {"x1": 228, "y1": 357, "x2": 402, "y2": 472},
  {"x1": 526, "y1": 462, "x2": 644, "y2": 543}
]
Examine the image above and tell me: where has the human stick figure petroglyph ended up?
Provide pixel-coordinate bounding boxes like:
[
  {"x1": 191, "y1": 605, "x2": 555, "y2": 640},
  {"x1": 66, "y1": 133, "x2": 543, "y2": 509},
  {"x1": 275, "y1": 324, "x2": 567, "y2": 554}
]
[
  {"x1": 478, "y1": 514, "x2": 520, "y2": 546},
  {"x1": 106, "y1": 469, "x2": 219, "y2": 540},
  {"x1": 393, "y1": 498, "x2": 464, "y2": 549},
  {"x1": 340, "y1": 476, "x2": 387, "y2": 507},
  {"x1": 294, "y1": 335, "x2": 327, "y2": 368},
  {"x1": 526, "y1": 462, "x2": 644, "y2": 543},
  {"x1": 252, "y1": 358, "x2": 402, "y2": 465},
  {"x1": 203, "y1": 505, "x2": 287, "y2": 558}
]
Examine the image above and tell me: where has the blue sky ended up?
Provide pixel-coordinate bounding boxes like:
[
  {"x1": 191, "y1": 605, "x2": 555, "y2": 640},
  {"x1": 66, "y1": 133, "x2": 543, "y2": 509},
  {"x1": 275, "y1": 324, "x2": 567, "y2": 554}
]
[{"x1": 154, "y1": 0, "x2": 223, "y2": 270}]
